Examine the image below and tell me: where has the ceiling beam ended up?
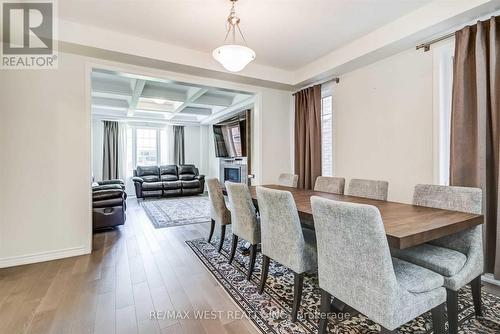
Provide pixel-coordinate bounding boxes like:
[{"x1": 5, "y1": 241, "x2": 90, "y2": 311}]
[
  {"x1": 169, "y1": 87, "x2": 209, "y2": 118},
  {"x1": 201, "y1": 96, "x2": 255, "y2": 125},
  {"x1": 127, "y1": 79, "x2": 146, "y2": 117}
]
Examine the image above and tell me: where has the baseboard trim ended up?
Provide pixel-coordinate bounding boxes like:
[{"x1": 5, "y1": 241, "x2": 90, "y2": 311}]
[
  {"x1": 0, "y1": 246, "x2": 90, "y2": 268},
  {"x1": 482, "y1": 273, "x2": 500, "y2": 287}
]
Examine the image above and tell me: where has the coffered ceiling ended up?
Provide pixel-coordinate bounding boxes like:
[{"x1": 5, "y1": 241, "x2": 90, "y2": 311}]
[{"x1": 92, "y1": 69, "x2": 254, "y2": 125}]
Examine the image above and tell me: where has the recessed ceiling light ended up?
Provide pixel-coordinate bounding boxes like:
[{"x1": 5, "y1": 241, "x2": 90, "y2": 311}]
[{"x1": 152, "y1": 98, "x2": 166, "y2": 104}]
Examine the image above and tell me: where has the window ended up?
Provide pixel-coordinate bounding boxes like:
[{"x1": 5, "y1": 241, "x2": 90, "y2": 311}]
[
  {"x1": 136, "y1": 128, "x2": 158, "y2": 166},
  {"x1": 321, "y1": 95, "x2": 333, "y2": 176},
  {"x1": 434, "y1": 42, "x2": 454, "y2": 185},
  {"x1": 126, "y1": 126, "x2": 167, "y2": 177}
]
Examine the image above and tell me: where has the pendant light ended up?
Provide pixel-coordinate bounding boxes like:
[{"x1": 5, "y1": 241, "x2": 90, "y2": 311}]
[{"x1": 212, "y1": 0, "x2": 255, "y2": 72}]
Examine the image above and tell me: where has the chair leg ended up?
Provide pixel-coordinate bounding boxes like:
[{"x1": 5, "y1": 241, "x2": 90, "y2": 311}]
[
  {"x1": 292, "y1": 272, "x2": 304, "y2": 322},
  {"x1": 318, "y1": 289, "x2": 331, "y2": 334},
  {"x1": 218, "y1": 225, "x2": 226, "y2": 253},
  {"x1": 446, "y1": 289, "x2": 459, "y2": 334},
  {"x1": 207, "y1": 219, "x2": 215, "y2": 243},
  {"x1": 246, "y1": 244, "x2": 257, "y2": 280},
  {"x1": 228, "y1": 234, "x2": 238, "y2": 264},
  {"x1": 471, "y1": 275, "x2": 483, "y2": 317},
  {"x1": 431, "y1": 303, "x2": 446, "y2": 334},
  {"x1": 258, "y1": 255, "x2": 270, "y2": 294}
]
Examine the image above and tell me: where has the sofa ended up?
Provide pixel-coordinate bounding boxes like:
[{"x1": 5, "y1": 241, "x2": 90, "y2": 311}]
[
  {"x1": 92, "y1": 179, "x2": 127, "y2": 230},
  {"x1": 132, "y1": 164, "x2": 205, "y2": 199}
]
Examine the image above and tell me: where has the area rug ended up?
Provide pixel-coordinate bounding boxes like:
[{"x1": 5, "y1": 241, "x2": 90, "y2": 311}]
[
  {"x1": 186, "y1": 234, "x2": 500, "y2": 334},
  {"x1": 142, "y1": 196, "x2": 210, "y2": 228}
]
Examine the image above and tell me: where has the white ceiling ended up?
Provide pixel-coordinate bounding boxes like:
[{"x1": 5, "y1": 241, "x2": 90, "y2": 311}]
[
  {"x1": 91, "y1": 69, "x2": 254, "y2": 125},
  {"x1": 60, "y1": 0, "x2": 431, "y2": 70}
]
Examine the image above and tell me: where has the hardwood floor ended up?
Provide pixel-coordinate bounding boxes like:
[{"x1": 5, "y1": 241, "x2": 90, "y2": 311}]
[
  {"x1": 1, "y1": 199, "x2": 499, "y2": 334},
  {"x1": 0, "y1": 200, "x2": 259, "y2": 334}
]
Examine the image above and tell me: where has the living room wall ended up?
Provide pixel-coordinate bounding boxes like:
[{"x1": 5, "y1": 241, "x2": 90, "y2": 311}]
[{"x1": 0, "y1": 51, "x2": 292, "y2": 267}]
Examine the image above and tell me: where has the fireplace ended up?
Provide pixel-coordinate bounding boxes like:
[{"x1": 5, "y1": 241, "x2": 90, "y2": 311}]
[
  {"x1": 219, "y1": 158, "x2": 248, "y2": 185},
  {"x1": 224, "y1": 167, "x2": 241, "y2": 183}
]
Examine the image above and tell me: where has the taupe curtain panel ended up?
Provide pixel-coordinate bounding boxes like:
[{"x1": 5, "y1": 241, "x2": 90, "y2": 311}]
[
  {"x1": 174, "y1": 125, "x2": 185, "y2": 165},
  {"x1": 450, "y1": 16, "x2": 500, "y2": 278},
  {"x1": 102, "y1": 121, "x2": 119, "y2": 180},
  {"x1": 294, "y1": 85, "x2": 322, "y2": 190}
]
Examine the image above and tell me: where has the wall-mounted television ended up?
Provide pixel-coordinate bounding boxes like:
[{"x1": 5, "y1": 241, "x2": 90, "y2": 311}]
[{"x1": 213, "y1": 114, "x2": 247, "y2": 158}]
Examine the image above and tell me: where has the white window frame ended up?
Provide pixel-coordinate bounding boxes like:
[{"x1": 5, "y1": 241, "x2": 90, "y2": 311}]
[
  {"x1": 127, "y1": 125, "x2": 165, "y2": 175},
  {"x1": 432, "y1": 40, "x2": 455, "y2": 185},
  {"x1": 321, "y1": 82, "x2": 334, "y2": 176}
]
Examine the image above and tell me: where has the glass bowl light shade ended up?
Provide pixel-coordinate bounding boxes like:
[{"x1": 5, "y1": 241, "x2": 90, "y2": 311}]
[{"x1": 212, "y1": 44, "x2": 256, "y2": 72}]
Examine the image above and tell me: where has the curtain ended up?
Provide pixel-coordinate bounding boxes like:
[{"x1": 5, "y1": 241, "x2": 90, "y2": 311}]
[
  {"x1": 450, "y1": 16, "x2": 500, "y2": 278},
  {"x1": 102, "y1": 121, "x2": 119, "y2": 180},
  {"x1": 294, "y1": 85, "x2": 322, "y2": 189},
  {"x1": 117, "y1": 123, "x2": 128, "y2": 180},
  {"x1": 173, "y1": 125, "x2": 185, "y2": 165}
]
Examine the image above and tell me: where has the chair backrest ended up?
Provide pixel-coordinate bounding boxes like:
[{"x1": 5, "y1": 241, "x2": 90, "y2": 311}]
[
  {"x1": 135, "y1": 166, "x2": 160, "y2": 182},
  {"x1": 347, "y1": 178, "x2": 388, "y2": 200},
  {"x1": 413, "y1": 184, "x2": 482, "y2": 254},
  {"x1": 314, "y1": 176, "x2": 345, "y2": 194},
  {"x1": 178, "y1": 165, "x2": 198, "y2": 180},
  {"x1": 413, "y1": 184, "x2": 481, "y2": 214},
  {"x1": 311, "y1": 196, "x2": 399, "y2": 320},
  {"x1": 160, "y1": 165, "x2": 178, "y2": 181},
  {"x1": 278, "y1": 173, "x2": 299, "y2": 188},
  {"x1": 206, "y1": 178, "x2": 229, "y2": 224},
  {"x1": 225, "y1": 182, "x2": 259, "y2": 244},
  {"x1": 256, "y1": 187, "x2": 307, "y2": 273}
]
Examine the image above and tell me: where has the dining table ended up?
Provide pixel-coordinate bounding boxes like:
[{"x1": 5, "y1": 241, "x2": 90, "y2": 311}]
[{"x1": 247, "y1": 184, "x2": 484, "y2": 250}]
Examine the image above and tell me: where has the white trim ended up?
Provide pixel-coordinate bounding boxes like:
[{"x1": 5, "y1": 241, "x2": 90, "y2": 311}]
[
  {"x1": 482, "y1": 273, "x2": 500, "y2": 287},
  {"x1": 432, "y1": 39, "x2": 454, "y2": 185},
  {"x1": 0, "y1": 247, "x2": 89, "y2": 269}
]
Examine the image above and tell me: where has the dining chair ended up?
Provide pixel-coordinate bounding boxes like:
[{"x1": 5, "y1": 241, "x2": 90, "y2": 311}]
[
  {"x1": 278, "y1": 173, "x2": 299, "y2": 188},
  {"x1": 347, "y1": 178, "x2": 388, "y2": 200},
  {"x1": 314, "y1": 176, "x2": 345, "y2": 194},
  {"x1": 391, "y1": 184, "x2": 483, "y2": 334},
  {"x1": 311, "y1": 196, "x2": 446, "y2": 334},
  {"x1": 206, "y1": 178, "x2": 231, "y2": 253},
  {"x1": 256, "y1": 186, "x2": 317, "y2": 322},
  {"x1": 225, "y1": 182, "x2": 260, "y2": 280}
]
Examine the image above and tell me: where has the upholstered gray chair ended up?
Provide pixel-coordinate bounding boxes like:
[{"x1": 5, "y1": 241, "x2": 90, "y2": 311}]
[
  {"x1": 392, "y1": 184, "x2": 483, "y2": 334},
  {"x1": 314, "y1": 176, "x2": 345, "y2": 194},
  {"x1": 256, "y1": 187, "x2": 317, "y2": 322},
  {"x1": 311, "y1": 196, "x2": 446, "y2": 334},
  {"x1": 225, "y1": 182, "x2": 260, "y2": 280},
  {"x1": 206, "y1": 178, "x2": 231, "y2": 252},
  {"x1": 347, "y1": 178, "x2": 389, "y2": 200},
  {"x1": 278, "y1": 173, "x2": 299, "y2": 188}
]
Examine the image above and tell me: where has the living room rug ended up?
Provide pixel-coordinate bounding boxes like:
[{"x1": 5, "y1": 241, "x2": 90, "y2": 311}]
[
  {"x1": 186, "y1": 235, "x2": 500, "y2": 334},
  {"x1": 142, "y1": 195, "x2": 211, "y2": 228}
]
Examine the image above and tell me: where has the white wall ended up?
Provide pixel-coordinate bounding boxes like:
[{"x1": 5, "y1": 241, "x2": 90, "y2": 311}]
[
  {"x1": 259, "y1": 90, "x2": 295, "y2": 184},
  {"x1": 0, "y1": 52, "x2": 92, "y2": 266},
  {"x1": 333, "y1": 48, "x2": 434, "y2": 203},
  {"x1": 184, "y1": 126, "x2": 202, "y2": 167}
]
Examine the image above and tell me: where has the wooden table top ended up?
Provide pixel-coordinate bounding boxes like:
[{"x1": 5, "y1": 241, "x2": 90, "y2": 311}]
[{"x1": 248, "y1": 185, "x2": 483, "y2": 249}]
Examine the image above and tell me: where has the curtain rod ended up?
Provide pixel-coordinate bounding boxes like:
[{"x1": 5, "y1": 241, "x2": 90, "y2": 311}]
[
  {"x1": 292, "y1": 77, "x2": 340, "y2": 95},
  {"x1": 416, "y1": 32, "x2": 455, "y2": 52}
]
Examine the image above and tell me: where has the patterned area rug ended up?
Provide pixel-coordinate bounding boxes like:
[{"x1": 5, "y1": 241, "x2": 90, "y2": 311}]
[
  {"x1": 186, "y1": 234, "x2": 500, "y2": 334},
  {"x1": 142, "y1": 195, "x2": 210, "y2": 228}
]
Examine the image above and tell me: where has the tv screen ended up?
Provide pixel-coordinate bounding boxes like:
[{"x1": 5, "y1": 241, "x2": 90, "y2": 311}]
[{"x1": 213, "y1": 118, "x2": 247, "y2": 158}]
